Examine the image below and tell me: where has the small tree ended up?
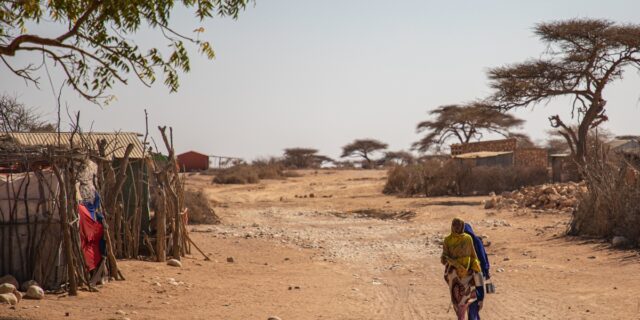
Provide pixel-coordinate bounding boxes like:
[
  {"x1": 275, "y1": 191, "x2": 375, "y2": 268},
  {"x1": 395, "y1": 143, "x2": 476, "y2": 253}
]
[
  {"x1": 0, "y1": 94, "x2": 55, "y2": 132},
  {"x1": 341, "y1": 139, "x2": 388, "y2": 169},
  {"x1": 0, "y1": 1, "x2": 252, "y2": 104},
  {"x1": 383, "y1": 150, "x2": 415, "y2": 166},
  {"x1": 283, "y1": 148, "x2": 323, "y2": 169},
  {"x1": 488, "y1": 19, "x2": 640, "y2": 162},
  {"x1": 412, "y1": 102, "x2": 524, "y2": 153}
]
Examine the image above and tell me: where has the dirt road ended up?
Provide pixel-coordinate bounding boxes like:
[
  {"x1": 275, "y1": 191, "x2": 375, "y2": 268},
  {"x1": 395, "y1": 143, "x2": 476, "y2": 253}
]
[{"x1": 4, "y1": 170, "x2": 640, "y2": 319}]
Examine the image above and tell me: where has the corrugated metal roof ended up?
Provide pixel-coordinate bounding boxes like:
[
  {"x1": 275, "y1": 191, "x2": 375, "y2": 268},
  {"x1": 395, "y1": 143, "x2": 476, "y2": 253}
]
[
  {"x1": 453, "y1": 151, "x2": 513, "y2": 159},
  {"x1": 607, "y1": 139, "x2": 640, "y2": 150},
  {"x1": 3, "y1": 132, "x2": 146, "y2": 159}
]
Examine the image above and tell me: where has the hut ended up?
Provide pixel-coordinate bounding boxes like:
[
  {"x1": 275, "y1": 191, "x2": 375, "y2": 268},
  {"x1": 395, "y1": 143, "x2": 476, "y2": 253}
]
[
  {"x1": 1, "y1": 132, "x2": 152, "y2": 248},
  {"x1": 0, "y1": 128, "x2": 200, "y2": 295},
  {"x1": 177, "y1": 151, "x2": 209, "y2": 172}
]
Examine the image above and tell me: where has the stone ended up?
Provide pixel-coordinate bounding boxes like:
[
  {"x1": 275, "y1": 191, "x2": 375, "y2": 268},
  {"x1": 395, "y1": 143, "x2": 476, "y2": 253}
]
[
  {"x1": 0, "y1": 275, "x2": 19, "y2": 288},
  {"x1": 0, "y1": 293, "x2": 18, "y2": 305},
  {"x1": 167, "y1": 259, "x2": 182, "y2": 267},
  {"x1": 0, "y1": 283, "x2": 16, "y2": 294},
  {"x1": 483, "y1": 198, "x2": 496, "y2": 209},
  {"x1": 611, "y1": 236, "x2": 629, "y2": 248},
  {"x1": 25, "y1": 285, "x2": 44, "y2": 300},
  {"x1": 226, "y1": 257, "x2": 235, "y2": 263},
  {"x1": 20, "y1": 280, "x2": 39, "y2": 292},
  {"x1": 116, "y1": 309, "x2": 127, "y2": 315},
  {"x1": 268, "y1": 317, "x2": 282, "y2": 320}
]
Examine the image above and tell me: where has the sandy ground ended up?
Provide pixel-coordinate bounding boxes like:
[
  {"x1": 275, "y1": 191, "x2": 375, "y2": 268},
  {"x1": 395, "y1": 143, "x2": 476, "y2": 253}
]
[{"x1": 3, "y1": 169, "x2": 640, "y2": 320}]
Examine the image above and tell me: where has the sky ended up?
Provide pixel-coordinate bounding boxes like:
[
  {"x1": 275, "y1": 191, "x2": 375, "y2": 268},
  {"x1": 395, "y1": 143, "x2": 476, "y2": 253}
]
[{"x1": 2, "y1": 0, "x2": 640, "y2": 161}]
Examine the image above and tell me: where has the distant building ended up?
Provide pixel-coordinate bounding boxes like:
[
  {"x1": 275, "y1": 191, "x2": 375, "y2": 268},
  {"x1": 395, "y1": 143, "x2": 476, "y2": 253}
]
[
  {"x1": 450, "y1": 138, "x2": 548, "y2": 168},
  {"x1": 177, "y1": 151, "x2": 209, "y2": 172},
  {"x1": 607, "y1": 137, "x2": 640, "y2": 155}
]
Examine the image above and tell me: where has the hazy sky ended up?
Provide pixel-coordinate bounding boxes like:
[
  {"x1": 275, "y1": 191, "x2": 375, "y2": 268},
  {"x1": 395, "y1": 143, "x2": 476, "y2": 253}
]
[{"x1": 2, "y1": 0, "x2": 640, "y2": 160}]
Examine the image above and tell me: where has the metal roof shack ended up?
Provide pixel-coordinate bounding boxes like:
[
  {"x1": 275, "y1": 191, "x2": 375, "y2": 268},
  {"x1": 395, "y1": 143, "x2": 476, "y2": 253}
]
[
  {"x1": 453, "y1": 151, "x2": 514, "y2": 167},
  {"x1": 1, "y1": 132, "x2": 146, "y2": 159},
  {"x1": 607, "y1": 138, "x2": 640, "y2": 155}
]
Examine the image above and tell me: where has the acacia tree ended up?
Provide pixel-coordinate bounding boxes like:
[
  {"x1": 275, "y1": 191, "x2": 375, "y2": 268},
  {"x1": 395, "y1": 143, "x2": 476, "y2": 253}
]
[
  {"x1": 412, "y1": 102, "x2": 524, "y2": 153},
  {"x1": 282, "y1": 148, "x2": 331, "y2": 169},
  {"x1": 341, "y1": 139, "x2": 388, "y2": 169},
  {"x1": 0, "y1": 94, "x2": 55, "y2": 132},
  {"x1": 488, "y1": 19, "x2": 640, "y2": 162},
  {"x1": 0, "y1": 0, "x2": 251, "y2": 103},
  {"x1": 383, "y1": 150, "x2": 415, "y2": 166}
]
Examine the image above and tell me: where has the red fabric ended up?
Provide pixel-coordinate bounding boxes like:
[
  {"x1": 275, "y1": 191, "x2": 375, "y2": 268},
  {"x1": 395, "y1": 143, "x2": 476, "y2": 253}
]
[{"x1": 78, "y1": 204, "x2": 103, "y2": 271}]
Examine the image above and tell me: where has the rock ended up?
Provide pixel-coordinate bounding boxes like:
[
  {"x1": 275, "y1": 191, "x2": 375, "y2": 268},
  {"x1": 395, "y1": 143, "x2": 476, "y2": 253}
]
[
  {"x1": 116, "y1": 309, "x2": 127, "y2": 315},
  {"x1": 611, "y1": 236, "x2": 629, "y2": 248},
  {"x1": 167, "y1": 259, "x2": 182, "y2": 267},
  {"x1": 0, "y1": 275, "x2": 19, "y2": 288},
  {"x1": 20, "y1": 280, "x2": 39, "y2": 292},
  {"x1": 496, "y1": 268, "x2": 505, "y2": 273},
  {"x1": 268, "y1": 317, "x2": 282, "y2": 320},
  {"x1": 0, "y1": 293, "x2": 18, "y2": 305},
  {"x1": 25, "y1": 285, "x2": 44, "y2": 300},
  {"x1": 227, "y1": 257, "x2": 235, "y2": 263},
  {"x1": 483, "y1": 198, "x2": 496, "y2": 209},
  {"x1": 0, "y1": 283, "x2": 16, "y2": 294}
]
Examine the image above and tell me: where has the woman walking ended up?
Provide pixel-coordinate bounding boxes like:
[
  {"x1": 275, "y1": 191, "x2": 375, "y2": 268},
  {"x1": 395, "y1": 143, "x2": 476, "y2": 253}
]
[{"x1": 441, "y1": 218, "x2": 481, "y2": 320}]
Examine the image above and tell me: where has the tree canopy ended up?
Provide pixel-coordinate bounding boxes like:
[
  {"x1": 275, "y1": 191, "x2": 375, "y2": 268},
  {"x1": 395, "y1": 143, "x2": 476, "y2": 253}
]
[
  {"x1": 383, "y1": 150, "x2": 415, "y2": 166},
  {"x1": 0, "y1": 0, "x2": 252, "y2": 104},
  {"x1": 488, "y1": 19, "x2": 640, "y2": 161},
  {"x1": 341, "y1": 139, "x2": 388, "y2": 168},
  {"x1": 282, "y1": 148, "x2": 331, "y2": 169},
  {"x1": 412, "y1": 102, "x2": 524, "y2": 153},
  {"x1": 0, "y1": 94, "x2": 55, "y2": 132}
]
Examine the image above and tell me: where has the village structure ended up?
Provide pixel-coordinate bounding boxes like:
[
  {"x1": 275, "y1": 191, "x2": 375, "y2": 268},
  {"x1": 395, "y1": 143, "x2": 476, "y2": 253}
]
[{"x1": 1, "y1": 3, "x2": 640, "y2": 319}]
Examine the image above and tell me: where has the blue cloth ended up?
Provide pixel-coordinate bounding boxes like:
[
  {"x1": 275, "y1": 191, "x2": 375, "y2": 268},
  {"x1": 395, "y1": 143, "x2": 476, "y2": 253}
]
[
  {"x1": 464, "y1": 223, "x2": 490, "y2": 279},
  {"x1": 465, "y1": 223, "x2": 490, "y2": 320},
  {"x1": 468, "y1": 300, "x2": 481, "y2": 320},
  {"x1": 81, "y1": 192, "x2": 101, "y2": 221}
]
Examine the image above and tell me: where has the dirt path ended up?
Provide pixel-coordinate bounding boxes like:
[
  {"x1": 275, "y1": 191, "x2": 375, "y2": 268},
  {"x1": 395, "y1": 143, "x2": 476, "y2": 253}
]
[{"x1": 4, "y1": 170, "x2": 640, "y2": 319}]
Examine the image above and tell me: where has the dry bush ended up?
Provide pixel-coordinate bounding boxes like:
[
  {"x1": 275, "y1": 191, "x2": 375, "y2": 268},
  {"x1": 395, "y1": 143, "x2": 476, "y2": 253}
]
[
  {"x1": 251, "y1": 157, "x2": 286, "y2": 179},
  {"x1": 569, "y1": 153, "x2": 640, "y2": 247},
  {"x1": 459, "y1": 166, "x2": 548, "y2": 195},
  {"x1": 212, "y1": 165, "x2": 260, "y2": 184},
  {"x1": 183, "y1": 189, "x2": 220, "y2": 224},
  {"x1": 384, "y1": 160, "x2": 549, "y2": 197},
  {"x1": 209, "y1": 158, "x2": 299, "y2": 184}
]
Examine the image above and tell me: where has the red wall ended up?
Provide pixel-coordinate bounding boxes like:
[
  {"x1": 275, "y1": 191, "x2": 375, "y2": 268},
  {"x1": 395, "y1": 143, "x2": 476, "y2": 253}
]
[{"x1": 177, "y1": 151, "x2": 209, "y2": 172}]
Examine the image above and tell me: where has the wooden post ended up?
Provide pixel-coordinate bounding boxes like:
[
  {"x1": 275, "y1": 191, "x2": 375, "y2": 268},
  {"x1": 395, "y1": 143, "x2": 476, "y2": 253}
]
[
  {"x1": 52, "y1": 165, "x2": 77, "y2": 296},
  {"x1": 155, "y1": 187, "x2": 167, "y2": 262}
]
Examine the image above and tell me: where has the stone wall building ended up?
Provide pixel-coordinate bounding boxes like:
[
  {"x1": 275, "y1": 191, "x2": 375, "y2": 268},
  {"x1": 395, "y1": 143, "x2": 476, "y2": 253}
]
[{"x1": 451, "y1": 138, "x2": 548, "y2": 168}]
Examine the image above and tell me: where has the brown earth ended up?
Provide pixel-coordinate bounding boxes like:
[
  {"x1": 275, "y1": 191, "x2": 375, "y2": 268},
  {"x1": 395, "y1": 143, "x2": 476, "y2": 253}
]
[{"x1": 3, "y1": 169, "x2": 640, "y2": 320}]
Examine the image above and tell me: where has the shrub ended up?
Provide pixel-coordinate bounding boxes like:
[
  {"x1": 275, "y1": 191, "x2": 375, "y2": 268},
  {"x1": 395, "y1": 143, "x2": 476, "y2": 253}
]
[
  {"x1": 183, "y1": 189, "x2": 220, "y2": 224},
  {"x1": 251, "y1": 157, "x2": 288, "y2": 180},
  {"x1": 384, "y1": 160, "x2": 549, "y2": 197},
  {"x1": 569, "y1": 153, "x2": 640, "y2": 247},
  {"x1": 212, "y1": 165, "x2": 260, "y2": 184}
]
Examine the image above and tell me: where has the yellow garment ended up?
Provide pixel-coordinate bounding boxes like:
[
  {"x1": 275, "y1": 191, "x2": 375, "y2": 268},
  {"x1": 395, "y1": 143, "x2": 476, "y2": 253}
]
[{"x1": 442, "y1": 232, "x2": 481, "y2": 278}]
